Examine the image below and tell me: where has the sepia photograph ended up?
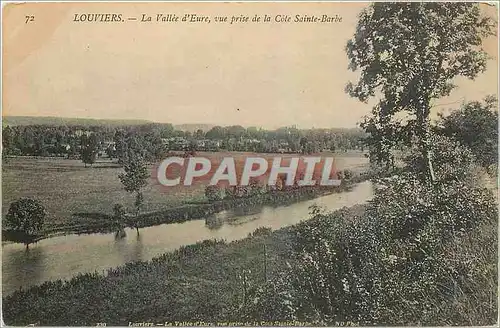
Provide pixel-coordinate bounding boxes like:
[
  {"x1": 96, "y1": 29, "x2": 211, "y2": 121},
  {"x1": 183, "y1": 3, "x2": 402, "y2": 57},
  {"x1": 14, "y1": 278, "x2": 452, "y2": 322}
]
[{"x1": 1, "y1": 1, "x2": 498, "y2": 326}]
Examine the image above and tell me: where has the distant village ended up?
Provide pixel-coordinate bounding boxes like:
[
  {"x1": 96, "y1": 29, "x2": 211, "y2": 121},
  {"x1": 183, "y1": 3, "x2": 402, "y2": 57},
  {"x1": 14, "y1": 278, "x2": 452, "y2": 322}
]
[{"x1": 2, "y1": 123, "x2": 366, "y2": 161}]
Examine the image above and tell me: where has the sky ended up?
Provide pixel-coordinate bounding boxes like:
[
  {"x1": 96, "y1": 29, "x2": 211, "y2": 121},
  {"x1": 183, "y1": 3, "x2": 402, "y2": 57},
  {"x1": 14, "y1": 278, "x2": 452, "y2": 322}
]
[{"x1": 2, "y1": 2, "x2": 498, "y2": 129}]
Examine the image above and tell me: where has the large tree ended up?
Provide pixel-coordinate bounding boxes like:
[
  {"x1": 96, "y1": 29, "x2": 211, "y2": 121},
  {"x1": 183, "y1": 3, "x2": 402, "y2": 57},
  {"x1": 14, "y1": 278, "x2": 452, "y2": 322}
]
[
  {"x1": 5, "y1": 198, "x2": 46, "y2": 249},
  {"x1": 346, "y1": 2, "x2": 495, "y2": 181},
  {"x1": 80, "y1": 134, "x2": 98, "y2": 167}
]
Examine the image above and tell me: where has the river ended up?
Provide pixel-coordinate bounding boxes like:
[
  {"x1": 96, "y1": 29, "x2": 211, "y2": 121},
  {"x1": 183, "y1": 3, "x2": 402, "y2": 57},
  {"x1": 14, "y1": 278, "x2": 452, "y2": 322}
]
[{"x1": 2, "y1": 181, "x2": 373, "y2": 296}]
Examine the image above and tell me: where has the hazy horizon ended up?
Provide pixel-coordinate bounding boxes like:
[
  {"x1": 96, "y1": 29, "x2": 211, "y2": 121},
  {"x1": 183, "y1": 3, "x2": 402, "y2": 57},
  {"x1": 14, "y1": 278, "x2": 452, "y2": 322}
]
[
  {"x1": 2, "y1": 114, "x2": 367, "y2": 130},
  {"x1": 3, "y1": 2, "x2": 498, "y2": 129}
]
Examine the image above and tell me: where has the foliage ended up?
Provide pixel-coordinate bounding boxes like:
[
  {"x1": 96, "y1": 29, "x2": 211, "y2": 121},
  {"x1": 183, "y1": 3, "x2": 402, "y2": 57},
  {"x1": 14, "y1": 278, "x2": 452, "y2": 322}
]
[
  {"x1": 288, "y1": 208, "x2": 384, "y2": 324},
  {"x1": 119, "y1": 155, "x2": 149, "y2": 195},
  {"x1": 240, "y1": 272, "x2": 298, "y2": 321},
  {"x1": 2, "y1": 121, "x2": 367, "y2": 159},
  {"x1": 249, "y1": 226, "x2": 273, "y2": 238},
  {"x1": 336, "y1": 169, "x2": 353, "y2": 183},
  {"x1": 404, "y1": 133, "x2": 477, "y2": 183},
  {"x1": 436, "y1": 96, "x2": 498, "y2": 168},
  {"x1": 5, "y1": 198, "x2": 46, "y2": 248},
  {"x1": 205, "y1": 185, "x2": 225, "y2": 202},
  {"x1": 118, "y1": 153, "x2": 149, "y2": 233},
  {"x1": 347, "y1": 2, "x2": 495, "y2": 179},
  {"x1": 113, "y1": 203, "x2": 127, "y2": 239},
  {"x1": 275, "y1": 166, "x2": 497, "y2": 325},
  {"x1": 80, "y1": 134, "x2": 98, "y2": 167},
  {"x1": 365, "y1": 172, "x2": 497, "y2": 324},
  {"x1": 242, "y1": 138, "x2": 497, "y2": 325}
]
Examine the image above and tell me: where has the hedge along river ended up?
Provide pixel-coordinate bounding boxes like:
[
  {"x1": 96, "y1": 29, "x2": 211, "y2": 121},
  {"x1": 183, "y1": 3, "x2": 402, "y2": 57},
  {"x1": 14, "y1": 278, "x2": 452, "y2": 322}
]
[{"x1": 2, "y1": 181, "x2": 374, "y2": 296}]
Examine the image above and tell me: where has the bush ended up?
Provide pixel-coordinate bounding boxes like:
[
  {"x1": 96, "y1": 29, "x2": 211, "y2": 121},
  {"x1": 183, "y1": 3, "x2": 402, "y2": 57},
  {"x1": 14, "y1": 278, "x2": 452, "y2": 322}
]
[
  {"x1": 288, "y1": 208, "x2": 384, "y2": 324},
  {"x1": 262, "y1": 166, "x2": 498, "y2": 325},
  {"x1": 249, "y1": 227, "x2": 272, "y2": 237},
  {"x1": 240, "y1": 272, "x2": 299, "y2": 322},
  {"x1": 336, "y1": 169, "x2": 353, "y2": 182},
  {"x1": 437, "y1": 96, "x2": 498, "y2": 168},
  {"x1": 404, "y1": 134, "x2": 476, "y2": 182},
  {"x1": 366, "y1": 172, "x2": 497, "y2": 324},
  {"x1": 177, "y1": 239, "x2": 226, "y2": 257},
  {"x1": 205, "y1": 185, "x2": 225, "y2": 202}
]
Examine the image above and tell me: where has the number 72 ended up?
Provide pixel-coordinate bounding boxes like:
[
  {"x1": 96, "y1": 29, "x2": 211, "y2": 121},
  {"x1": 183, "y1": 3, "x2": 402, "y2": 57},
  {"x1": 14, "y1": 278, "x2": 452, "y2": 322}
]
[{"x1": 25, "y1": 15, "x2": 34, "y2": 24}]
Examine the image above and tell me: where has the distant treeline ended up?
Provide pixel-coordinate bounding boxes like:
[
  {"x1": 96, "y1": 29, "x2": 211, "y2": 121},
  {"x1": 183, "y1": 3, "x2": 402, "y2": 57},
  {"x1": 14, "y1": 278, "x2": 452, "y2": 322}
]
[
  {"x1": 1, "y1": 116, "x2": 153, "y2": 127},
  {"x1": 1, "y1": 122, "x2": 366, "y2": 162}
]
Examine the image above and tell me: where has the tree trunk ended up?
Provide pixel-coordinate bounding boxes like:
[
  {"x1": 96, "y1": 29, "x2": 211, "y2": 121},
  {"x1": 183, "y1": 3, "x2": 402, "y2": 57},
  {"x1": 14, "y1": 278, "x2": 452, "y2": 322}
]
[
  {"x1": 263, "y1": 243, "x2": 267, "y2": 283},
  {"x1": 417, "y1": 104, "x2": 436, "y2": 183},
  {"x1": 136, "y1": 226, "x2": 140, "y2": 235},
  {"x1": 423, "y1": 140, "x2": 436, "y2": 183}
]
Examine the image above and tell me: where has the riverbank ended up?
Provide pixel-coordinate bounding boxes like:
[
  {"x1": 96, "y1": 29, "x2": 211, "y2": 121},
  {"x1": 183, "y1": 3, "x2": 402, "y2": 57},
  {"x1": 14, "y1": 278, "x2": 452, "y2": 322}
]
[
  {"x1": 2, "y1": 180, "x2": 375, "y2": 297},
  {"x1": 3, "y1": 153, "x2": 370, "y2": 230},
  {"x1": 2, "y1": 202, "x2": 368, "y2": 326},
  {"x1": 2, "y1": 171, "x2": 373, "y2": 243}
]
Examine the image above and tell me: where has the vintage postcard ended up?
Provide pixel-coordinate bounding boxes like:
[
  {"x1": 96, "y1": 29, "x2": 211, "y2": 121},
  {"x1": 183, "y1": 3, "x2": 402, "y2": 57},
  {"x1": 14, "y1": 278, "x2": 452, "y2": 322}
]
[{"x1": 1, "y1": 1, "x2": 498, "y2": 326}]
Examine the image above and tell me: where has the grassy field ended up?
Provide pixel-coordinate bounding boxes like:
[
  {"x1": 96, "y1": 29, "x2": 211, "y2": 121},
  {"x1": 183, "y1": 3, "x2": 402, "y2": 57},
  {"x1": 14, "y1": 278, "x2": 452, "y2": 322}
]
[{"x1": 2, "y1": 151, "x2": 369, "y2": 231}]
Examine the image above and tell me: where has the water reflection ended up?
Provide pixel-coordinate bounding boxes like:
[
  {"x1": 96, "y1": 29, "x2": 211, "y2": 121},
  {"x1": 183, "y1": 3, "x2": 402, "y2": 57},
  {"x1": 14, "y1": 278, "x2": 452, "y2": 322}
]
[
  {"x1": 227, "y1": 215, "x2": 260, "y2": 226},
  {"x1": 113, "y1": 234, "x2": 127, "y2": 258},
  {"x1": 131, "y1": 233, "x2": 144, "y2": 262},
  {"x1": 206, "y1": 206, "x2": 265, "y2": 229},
  {"x1": 231, "y1": 206, "x2": 263, "y2": 217},
  {"x1": 205, "y1": 215, "x2": 224, "y2": 230},
  {"x1": 2, "y1": 246, "x2": 44, "y2": 293},
  {"x1": 114, "y1": 229, "x2": 126, "y2": 240},
  {"x1": 113, "y1": 231, "x2": 145, "y2": 263},
  {"x1": 2, "y1": 181, "x2": 373, "y2": 296}
]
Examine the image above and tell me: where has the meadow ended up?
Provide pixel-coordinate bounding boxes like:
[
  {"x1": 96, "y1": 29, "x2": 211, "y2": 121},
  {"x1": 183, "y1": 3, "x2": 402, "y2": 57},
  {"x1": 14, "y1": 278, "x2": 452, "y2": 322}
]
[{"x1": 2, "y1": 151, "x2": 369, "y2": 233}]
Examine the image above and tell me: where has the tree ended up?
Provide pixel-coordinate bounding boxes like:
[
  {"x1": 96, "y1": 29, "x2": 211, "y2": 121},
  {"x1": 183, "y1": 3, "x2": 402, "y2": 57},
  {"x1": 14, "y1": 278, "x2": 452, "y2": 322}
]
[
  {"x1": 143, "y1": 131, "x2": 165, "y2": 162},
  {"x1": 118, "y1": 153, "x2": 149, "y2": 235},
  {"x1": 299, "y1": 137, "x2": 308, "y2": 154},
  {"x1": 67, "y1": 137, "x2": 79, "y2": 159},
  {"x1": 5, "y1": 198, "x2": 46, "y2": 249},
  {"x1": 113, "y1": 129, "x2": 128, "y2": 165},
  {"x1": 194, "y1": 129, "x2": 205, "y2": 139},
  {"x1": 160, "y1": 123, "x2": 175, "y2": 138},
  {"x1": 437, "y1": 96, "x2": 498, "y2": 168},
  {"x1": 105, "y1": 143, "x2": 116, "y2": 159},
  {"x1": 205, "y1": 126, "x2": 226, "y2": 140},
  {"x1": 2, "y1": 126, "x2": 14, "y2": 155},
  {"x1": 80, "y1": 134, "x2": 98, "y2": 167},
  {"x1": 346, "y1": 3, "x2": 495, "y2": 182}
]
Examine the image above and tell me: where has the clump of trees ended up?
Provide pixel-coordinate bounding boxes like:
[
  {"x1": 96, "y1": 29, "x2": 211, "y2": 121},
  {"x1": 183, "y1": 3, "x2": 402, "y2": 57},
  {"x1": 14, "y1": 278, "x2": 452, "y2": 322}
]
[
  {"x1": 436, "y1": 96, "x2": 498, "y2": 169},
  {"x1": 346, "y1": 2, "x2": 495, "y2": 182},
  {"x1": 2, "y1": 122, "x2": 367, "y2": 161}
]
